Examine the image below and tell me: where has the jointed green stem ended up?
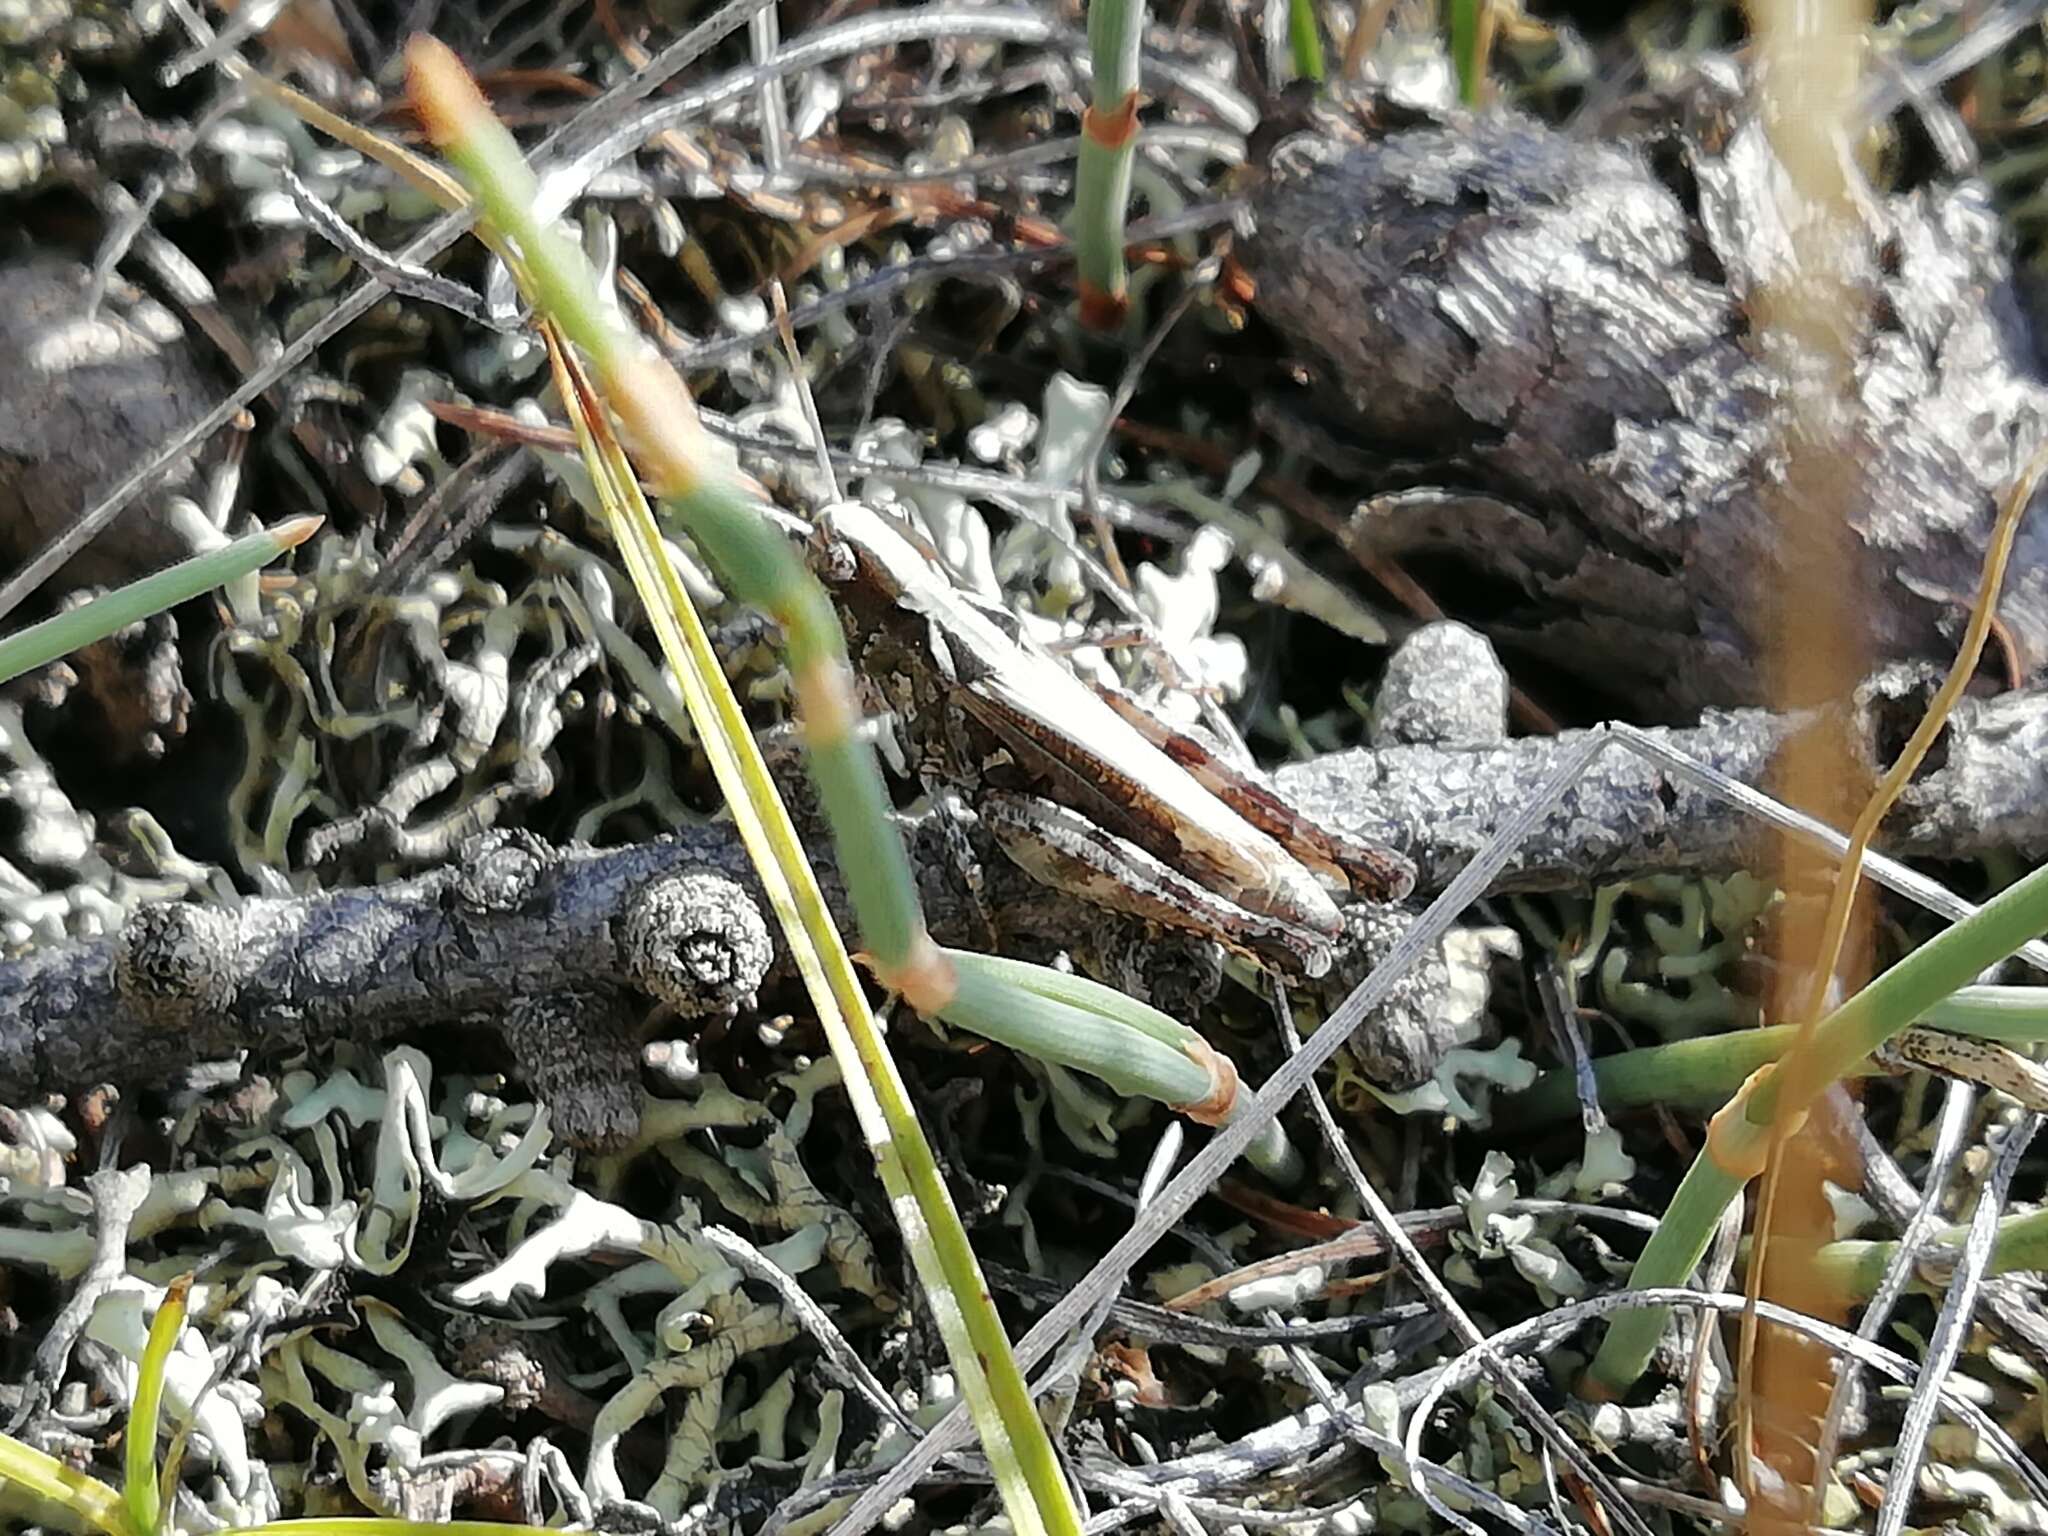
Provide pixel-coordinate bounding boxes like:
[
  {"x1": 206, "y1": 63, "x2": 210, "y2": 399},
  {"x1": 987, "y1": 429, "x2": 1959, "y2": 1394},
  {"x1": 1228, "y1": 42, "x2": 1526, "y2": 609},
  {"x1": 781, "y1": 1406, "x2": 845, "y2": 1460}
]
[
  {"x1": 1809, "y1": 1207, "x2": 2048, "y2": 1302},
  {"x1": 1075, "y1": 0, "x2": 1143, "y2": 328},
  {"x1": 539, "y1": 322, "x2": 1076, "y2": 1535},
  {"x1": 1508, "y1": 1027, "x2": 1807, "y2": 1127},
  {"x1": 1511, "y1": 980, "x2": 2048, "y2": 1129},
  {"x1": 412, "y1": 36, "x2": 948, "y2": 1007},
  {"x1": 942, "y1": 953, "x2": 1214, "y2": 1106},
  {"x1": 401, "y1": 35, "x2": 1276, "y2": 1535},
  {"x1": 1585, "y1": 856, "x2": 2048, "y2": 1395},
  {"x1": 663, "y1": 483, "x2": 938, "y2": 998},
  {"x1": 1916, "y1": 984, "x2": 2048, "y2": 1040}
]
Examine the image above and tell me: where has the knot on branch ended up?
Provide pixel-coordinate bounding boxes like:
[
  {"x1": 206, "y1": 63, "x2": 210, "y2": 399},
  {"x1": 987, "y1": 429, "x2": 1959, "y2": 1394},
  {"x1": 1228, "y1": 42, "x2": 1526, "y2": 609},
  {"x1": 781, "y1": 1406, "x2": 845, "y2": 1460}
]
[
  {"x1": 619, "y1": 872, "x2": 772, "y2": 1018},
  {"x1": 453, "y1": 828, "x2": 552, "y2": 914},
  {"x1": 501, "y1": 984, "x2": 642, "y2": 1150},
  {"x1": 114, "y1": 902, "x2": 238, "y2": 1029}
]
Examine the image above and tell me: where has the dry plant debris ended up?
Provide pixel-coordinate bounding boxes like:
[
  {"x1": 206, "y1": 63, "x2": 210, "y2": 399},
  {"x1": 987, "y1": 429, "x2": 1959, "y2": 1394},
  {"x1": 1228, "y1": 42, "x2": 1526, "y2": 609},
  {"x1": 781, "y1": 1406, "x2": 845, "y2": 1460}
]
[{"x1": 1, "y1": 0, "x2": 2048, "y2": 1532}]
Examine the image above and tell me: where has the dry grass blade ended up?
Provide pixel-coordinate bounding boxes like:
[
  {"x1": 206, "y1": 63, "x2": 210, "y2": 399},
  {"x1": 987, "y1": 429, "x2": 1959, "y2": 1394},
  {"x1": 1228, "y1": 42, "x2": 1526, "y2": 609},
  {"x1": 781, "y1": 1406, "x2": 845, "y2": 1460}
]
[
  {"x1": 398, "y1": 36, "x2": 1095, "y2": 1530},
  {"x1": 1872, "y1": 1112, "x2": 2039, "y2": 1536},
  {"x1": 1806, "y1": 1080, "x2": 1974, "y2": 1514},
  {"x1": 537, "y1": 320, "x2": 1081, "y2": 1535}
]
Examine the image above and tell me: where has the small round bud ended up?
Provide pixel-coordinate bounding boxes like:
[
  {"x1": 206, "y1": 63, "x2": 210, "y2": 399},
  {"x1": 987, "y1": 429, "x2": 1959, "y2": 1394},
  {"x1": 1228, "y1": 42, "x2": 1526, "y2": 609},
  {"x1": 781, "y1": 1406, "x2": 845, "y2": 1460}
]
[
  {"x1": 453, "y1": 829, "x2": 550, "y2": 914},
  {"x1": 619, "y1": 873, "x2": 772, "y2": 1017},
  {"x1": 115, "y1": 902, "x2": 238, "y2": 1029},
  {"x1": 1371, "y1": 621, "x2": 1510, "y2": 749}
]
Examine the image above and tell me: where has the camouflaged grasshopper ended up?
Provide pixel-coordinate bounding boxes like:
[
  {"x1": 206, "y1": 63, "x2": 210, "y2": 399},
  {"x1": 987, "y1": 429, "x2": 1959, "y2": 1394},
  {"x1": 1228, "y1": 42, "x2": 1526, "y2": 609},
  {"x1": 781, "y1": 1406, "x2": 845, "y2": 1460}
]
[
  {"x1": 814, "y1": 499, "x2": 1416, "y2": 980},
  {"x1": 421, "y1": 387, "x2": 1415, "y2": 975}
]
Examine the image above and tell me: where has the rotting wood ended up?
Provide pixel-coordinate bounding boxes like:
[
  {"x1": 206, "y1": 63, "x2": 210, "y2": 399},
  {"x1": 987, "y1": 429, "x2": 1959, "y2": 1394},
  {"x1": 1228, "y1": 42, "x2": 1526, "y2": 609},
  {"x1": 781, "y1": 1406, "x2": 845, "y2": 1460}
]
[{"x1": 1242, "y1": 78, "x2": 2048, "y2": 720}]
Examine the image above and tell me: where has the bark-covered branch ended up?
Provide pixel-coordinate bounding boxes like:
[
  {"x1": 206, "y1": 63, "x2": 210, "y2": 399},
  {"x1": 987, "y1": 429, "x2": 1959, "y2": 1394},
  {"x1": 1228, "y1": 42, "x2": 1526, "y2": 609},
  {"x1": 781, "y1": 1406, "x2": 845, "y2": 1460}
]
[
  {"x1": 0, "y1": 800, "x2": 1104, "y2": 1145},
  {"x1": 7, "y1": 682, "x2": 2045, "y2": 1137},
  {"x1": 1270, "y1": 681, "x2": 2048, "y2": 898}
]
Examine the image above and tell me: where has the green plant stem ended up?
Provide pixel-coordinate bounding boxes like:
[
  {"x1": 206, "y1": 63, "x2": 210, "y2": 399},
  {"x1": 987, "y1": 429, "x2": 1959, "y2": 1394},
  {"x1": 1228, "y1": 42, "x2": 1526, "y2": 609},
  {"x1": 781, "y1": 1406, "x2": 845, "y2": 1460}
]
[
  {"x1": 126, "y1": 1276, "x2": 189, "y2": 1536},
  {"x1": 1289, "y1": 0, "x2": 1327, "y2": 80},
  {"x1": 942, "y1": 954, "x2": 1210, "y2": 1097},
  {"x1": 0, "y1": 517, "x2": 319, "y2": 688},
  {"x1": 1808, "y1": 1207, "x2": 2048, "y2": 1303},
  {"x1": 1513, "y1": 981, "x2": 2048, "y2": 1129},
  {"x1": 406, "y1": 38, "x2": 1083, "y2": 1536},
  {"x1": 553, "y1": 336, "x2": 1072, "y2": 1535},
  {"x1": 664, "y1": 484, "x2": 930, "y2": 985},
  {"x1": 1586, "y1": 854, "x2": 2048, "y2": 1396},
  {"x1": 416, "y1": 34, "x2": 945, "y2": 1002},
  {"x1": 1075, "y1": 0, "x2": 1142, "y2": 328},
  {"x1": 1584, "y1": 1150, "x2": 1747, "y2": 1400},
  {"x1": 1918, "y1": 985, "x2": 2048, "y2": 1041},
  {"x1": 1448, "y1": 0, "x2": 1487, "y2": 103},
  {"x1": 939, "y1": 950, "x2": 1303, "y2": 1180},
  {"x1": 1509, "y1": 1027, "x2": 1807, "y2": 1126}
]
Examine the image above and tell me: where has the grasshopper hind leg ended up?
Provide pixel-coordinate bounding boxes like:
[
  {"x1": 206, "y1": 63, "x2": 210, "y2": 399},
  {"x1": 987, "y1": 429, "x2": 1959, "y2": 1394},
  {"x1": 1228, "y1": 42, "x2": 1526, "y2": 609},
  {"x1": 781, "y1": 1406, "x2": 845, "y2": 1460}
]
[{"x1": 978, "y1": 790, "x2": 1336, "y2": 979}]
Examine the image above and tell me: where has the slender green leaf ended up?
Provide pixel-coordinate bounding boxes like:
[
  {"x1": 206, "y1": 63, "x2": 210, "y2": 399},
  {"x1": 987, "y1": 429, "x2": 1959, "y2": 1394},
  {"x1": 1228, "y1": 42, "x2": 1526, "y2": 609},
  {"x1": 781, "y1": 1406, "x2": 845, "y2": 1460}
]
[
  {"x1": 0, "y1": 518, "x2": 319, "y2": 688},
  {"x1": 1288, "y1": 0, "x2": 1326, "y2": 80},
  {"x1": 1448, "y1": 0, "x2": 1485, "y2": 103},
  {"x1": 125, "y1": 1276, "x2": 189, "y2": 1536}
]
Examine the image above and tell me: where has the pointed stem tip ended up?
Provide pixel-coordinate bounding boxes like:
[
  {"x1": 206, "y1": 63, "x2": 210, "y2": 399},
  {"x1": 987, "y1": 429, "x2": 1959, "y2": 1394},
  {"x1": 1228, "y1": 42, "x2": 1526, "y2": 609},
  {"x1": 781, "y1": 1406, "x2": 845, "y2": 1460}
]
[
  {"x1": 405, "y1": 33, "x2": 490, "y2": 150},
  {"x1": 269, "y1": 514, "x2": 324, "y2": 549}
]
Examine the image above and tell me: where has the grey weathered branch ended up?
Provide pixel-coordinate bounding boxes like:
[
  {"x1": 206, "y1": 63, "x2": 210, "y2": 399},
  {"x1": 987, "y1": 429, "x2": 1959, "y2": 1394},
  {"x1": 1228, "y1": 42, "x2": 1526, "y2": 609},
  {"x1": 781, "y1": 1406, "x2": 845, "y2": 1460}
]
[
  {"x1": 1273, "y1": 681, "x2": 2048, "y2": 898},
  {"x1": 0, "y1": 812, "x2": 1068, "y2": 1146},
  {"x1": 7, "y1": 682, "x2": 2046, "y2": 1134}
]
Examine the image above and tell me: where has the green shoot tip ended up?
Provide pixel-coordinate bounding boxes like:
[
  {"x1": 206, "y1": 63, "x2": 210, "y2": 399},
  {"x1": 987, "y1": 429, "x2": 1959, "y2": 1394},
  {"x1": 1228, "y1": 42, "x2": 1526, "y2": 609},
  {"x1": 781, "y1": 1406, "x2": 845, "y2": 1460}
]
[
  {"x1": 270, "y1": 514, "x2": 323, "y2": 549},
  {"x1": 405, "y1": 33, "x2": 490, "y2": 151}
]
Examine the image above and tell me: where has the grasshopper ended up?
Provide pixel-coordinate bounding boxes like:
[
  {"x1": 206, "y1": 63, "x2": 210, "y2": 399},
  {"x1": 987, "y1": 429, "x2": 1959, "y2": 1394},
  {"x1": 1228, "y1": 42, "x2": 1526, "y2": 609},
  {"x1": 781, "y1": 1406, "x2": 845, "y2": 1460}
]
[
  {"x1": 421, "y1": 400, "x2": 1412, "y2": 975},
  {"x1": 814, "y1": 499, "x2": 1415, "y2": 979}
]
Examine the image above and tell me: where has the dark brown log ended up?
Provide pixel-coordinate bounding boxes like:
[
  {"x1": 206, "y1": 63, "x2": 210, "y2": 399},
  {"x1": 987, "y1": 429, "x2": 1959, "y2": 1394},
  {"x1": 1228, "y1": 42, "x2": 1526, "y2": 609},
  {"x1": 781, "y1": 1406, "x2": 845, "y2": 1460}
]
[{"x1": 1242, "y1": 81, "x2": 2048, "y2": 720}]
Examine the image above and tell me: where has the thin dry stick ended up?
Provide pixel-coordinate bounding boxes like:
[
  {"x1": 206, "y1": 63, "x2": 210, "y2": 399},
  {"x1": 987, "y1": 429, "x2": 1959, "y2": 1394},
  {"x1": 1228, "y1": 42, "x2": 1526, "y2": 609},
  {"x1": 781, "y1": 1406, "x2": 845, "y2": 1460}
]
[
  {"x1": 1807, "y1": 1080, "x2": 1972, "y2": 1522},
  {"x1": 1259, "y1": 980, "x2": 1657, "y2": 1536},
  {"x1": 1340, "y1": 0, "x2": 1398, "y2": 80},
  {"x1": 1874, "y1": 1112, "x2": 2041, "y2": 1536}
]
